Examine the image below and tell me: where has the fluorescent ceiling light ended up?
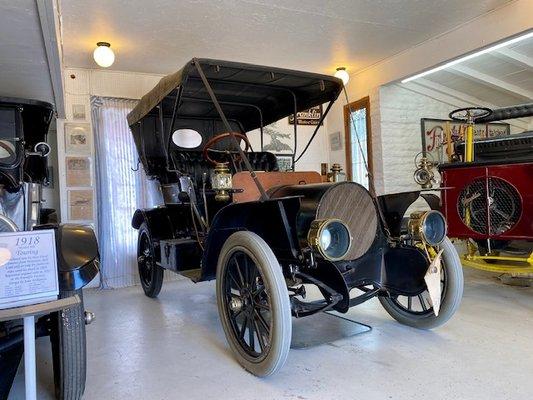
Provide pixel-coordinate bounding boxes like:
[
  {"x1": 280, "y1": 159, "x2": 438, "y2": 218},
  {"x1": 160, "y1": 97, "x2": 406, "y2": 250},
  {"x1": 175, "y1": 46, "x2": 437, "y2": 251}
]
[{"x1": 401, "y1": 30, "x2": 533, "y2": 83}]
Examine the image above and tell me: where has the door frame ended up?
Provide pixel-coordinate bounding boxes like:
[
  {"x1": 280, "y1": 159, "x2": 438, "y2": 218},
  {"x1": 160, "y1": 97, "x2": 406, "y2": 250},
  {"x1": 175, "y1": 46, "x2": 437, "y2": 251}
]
[{"x1": 343, "y1": 96, "x2": 373, "y2": 182}]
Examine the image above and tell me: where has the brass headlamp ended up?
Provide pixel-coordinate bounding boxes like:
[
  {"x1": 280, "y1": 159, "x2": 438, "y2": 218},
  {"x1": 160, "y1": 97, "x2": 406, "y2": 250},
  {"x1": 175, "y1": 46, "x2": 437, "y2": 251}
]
[
  {"x1": 212, "y1": 163, "x2": 232, "y2": 202},
  {"x1": 408, "y1": 210, "x2": 447, "y2": 246},
  {"x1": 307, "y1": 219, "x2": 352, "y2": 261}
]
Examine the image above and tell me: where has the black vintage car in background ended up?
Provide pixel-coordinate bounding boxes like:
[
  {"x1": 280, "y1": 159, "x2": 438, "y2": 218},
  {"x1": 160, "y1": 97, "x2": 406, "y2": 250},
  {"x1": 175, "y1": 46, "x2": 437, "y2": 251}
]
[
  {"x1": 128, "y1": 59, "x2": 463, "y2": 376},
  {"x1": 0, "y1": 98, "x2": 99, "y2": 400}
]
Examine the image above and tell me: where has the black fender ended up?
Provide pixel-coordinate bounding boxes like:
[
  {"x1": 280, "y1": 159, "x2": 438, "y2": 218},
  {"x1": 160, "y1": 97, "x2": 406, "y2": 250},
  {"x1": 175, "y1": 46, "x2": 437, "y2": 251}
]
[
  {"x1": 306, "y1": 260, "x2": 351, "y2": 313},
  {"x1": 132, "y1": 206, "x2": 178, "y2": 239},
  {"x1": 420, "y1": 193, "x2": 441, "y2": 211},
  {"x1": 132, "y1": 205, "x2": 195, "y2": 240},
  {"x1": 132, "y1": 205, "x2": 197, "y2": 264},
  {"x1": 34, "y1": 224, "x2": 99, "y2": 291},
  {"x1": 200, "y1": 197, "x2": 301, "y2": 281},
  {"x1": 377, "y1": 190, "x2": 441, "y2": 237}
]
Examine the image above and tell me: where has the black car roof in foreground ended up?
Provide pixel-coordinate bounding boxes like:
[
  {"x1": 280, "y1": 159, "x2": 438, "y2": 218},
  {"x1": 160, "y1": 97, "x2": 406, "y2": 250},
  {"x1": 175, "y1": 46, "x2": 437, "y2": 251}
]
[{"x1": 127, "y1": 58, "x2": 343, "y2": 132}]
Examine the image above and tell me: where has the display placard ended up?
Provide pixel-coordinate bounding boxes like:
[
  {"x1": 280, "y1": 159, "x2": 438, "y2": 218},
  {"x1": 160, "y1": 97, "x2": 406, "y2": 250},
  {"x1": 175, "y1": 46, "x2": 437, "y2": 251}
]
[{"x1": 0, "y1": 230, "x2": 58, "y2": 309}]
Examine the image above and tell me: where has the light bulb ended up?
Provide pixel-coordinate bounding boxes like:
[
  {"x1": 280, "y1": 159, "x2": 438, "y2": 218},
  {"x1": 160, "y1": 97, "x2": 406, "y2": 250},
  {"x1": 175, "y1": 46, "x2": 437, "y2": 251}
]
[
  {"x1": 93, "y1": 42, "x2": 115, "y2": 68},
  {"x1": 334, "y1": 67, "x2": 349, "y2": 86}
]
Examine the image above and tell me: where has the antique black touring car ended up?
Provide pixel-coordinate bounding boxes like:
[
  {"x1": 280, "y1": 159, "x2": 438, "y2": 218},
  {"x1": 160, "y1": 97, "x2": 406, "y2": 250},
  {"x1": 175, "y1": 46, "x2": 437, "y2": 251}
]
[
  {"x1": 0, "y1": 98, "x2": 99, "y2": 399},
  {"x1": 128, "y1": 59, "x2": 463, "y2": 376}
]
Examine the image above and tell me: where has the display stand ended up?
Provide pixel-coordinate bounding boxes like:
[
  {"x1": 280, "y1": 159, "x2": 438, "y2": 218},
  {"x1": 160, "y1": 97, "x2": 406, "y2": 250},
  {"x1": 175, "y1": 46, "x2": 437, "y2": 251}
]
[
  {"x1": 0, "y1": 296, "x2": 80, "y2": 400},
  {"x1": 291, "y1": 311, "x2": 371, "y2": 349}
]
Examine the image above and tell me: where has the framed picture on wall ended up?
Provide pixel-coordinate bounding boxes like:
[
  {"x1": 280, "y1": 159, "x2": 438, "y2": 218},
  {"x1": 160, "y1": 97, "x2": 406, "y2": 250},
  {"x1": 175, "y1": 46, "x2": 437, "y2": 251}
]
[
  {"x1": 65, "y1": 123, "x2": 91, "y2": 154},
  {"x1": 68, "y1": 189, "x2": 94, "y2": 221},
  {"x1": 66, "y1": 156, "x2": 92, "y2": 187},
  {"x1": 276, "y1": 155, "x2": 293, "y2": 172},
  {"x1": 72, "y1": 104, "x2": 87, "y2": 120},
  {"x1": 329, "y1": 131, "x2": 342, "y2": 151},
  {"x1": 263, "y1": 122, "x2": 294, "y2": 155}
]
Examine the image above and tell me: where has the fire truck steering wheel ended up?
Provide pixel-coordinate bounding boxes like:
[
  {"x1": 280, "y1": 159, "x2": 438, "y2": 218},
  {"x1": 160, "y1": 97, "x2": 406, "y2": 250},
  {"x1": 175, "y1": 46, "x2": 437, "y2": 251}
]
[
  {"x1": 202, "y1": 132, "x2": 251, "y2": 165},
  {"x1": 449, "y1": 107, "x2": 492, "y2": 123}
]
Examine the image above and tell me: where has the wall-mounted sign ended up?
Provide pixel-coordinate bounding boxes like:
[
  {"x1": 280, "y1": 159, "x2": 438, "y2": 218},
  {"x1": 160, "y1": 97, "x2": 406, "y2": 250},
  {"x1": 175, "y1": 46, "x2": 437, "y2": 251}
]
[
  {"x1": 420, "y1": 118, "x2": 510, "y2": 163},
  {"x1": 288, "y1": 105, "x2": 323, "y2": 126},
  {"x1": 0, "y1": 230, "x2": 58, "y2": 309}
]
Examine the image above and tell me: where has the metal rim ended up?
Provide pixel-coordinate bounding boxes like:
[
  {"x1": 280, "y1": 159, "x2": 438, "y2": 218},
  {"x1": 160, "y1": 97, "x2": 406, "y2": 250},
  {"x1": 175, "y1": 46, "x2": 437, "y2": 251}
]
[
  {"x1": 390, "y1": 254, "x2": 448, "y2": 315},
  {"x1": 223, "y1": 250, "x2": 272, "y2": 360},
  {"x1": 138, "y1": 231, "x2": 154, "y2": 287}
]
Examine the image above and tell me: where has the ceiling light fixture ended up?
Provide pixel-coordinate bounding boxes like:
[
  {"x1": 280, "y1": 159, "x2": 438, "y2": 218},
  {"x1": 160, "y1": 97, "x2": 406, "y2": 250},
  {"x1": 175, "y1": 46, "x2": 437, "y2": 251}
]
[
  {"x1": 334, "y1": 67, "x2": 350, "y2": 86},
  {"x1": 401, "y1": 30, "x2": 533, "y2": 83},
  {"x1": 93, "y1": 42, "x2": 115, "y2": 68}
]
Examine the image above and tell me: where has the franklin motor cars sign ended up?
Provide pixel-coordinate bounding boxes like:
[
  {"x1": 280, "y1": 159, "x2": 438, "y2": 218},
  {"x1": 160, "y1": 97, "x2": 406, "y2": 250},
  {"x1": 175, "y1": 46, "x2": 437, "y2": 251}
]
[{"x1": 288, "y1": 105, "x2": 323, "y2": 125}]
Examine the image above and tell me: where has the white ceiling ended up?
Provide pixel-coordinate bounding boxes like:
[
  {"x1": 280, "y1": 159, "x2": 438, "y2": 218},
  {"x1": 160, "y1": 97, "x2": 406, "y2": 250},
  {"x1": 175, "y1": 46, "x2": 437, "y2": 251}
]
[
  {"x1": 60, "y1": 0, "x2": 513, "y2": 75},
  {"x1": 416, "y1": 36, "x2": 533, "y2": 108},
  {"x1": 0, "y1": 1, "x2": 55, "y2": 103}
]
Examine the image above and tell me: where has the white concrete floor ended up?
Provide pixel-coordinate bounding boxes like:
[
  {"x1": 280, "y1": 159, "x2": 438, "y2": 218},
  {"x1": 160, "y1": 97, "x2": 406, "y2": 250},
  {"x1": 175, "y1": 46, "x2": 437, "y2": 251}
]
[{"x1": 9, "y1": 269, "x2": 533, "y2": 400}]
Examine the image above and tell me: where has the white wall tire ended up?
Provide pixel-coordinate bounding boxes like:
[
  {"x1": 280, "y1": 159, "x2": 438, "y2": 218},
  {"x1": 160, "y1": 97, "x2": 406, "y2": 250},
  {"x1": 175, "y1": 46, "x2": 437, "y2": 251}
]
[{"x1": 216, "y1": 231, "x2": 292, "y2": 377}]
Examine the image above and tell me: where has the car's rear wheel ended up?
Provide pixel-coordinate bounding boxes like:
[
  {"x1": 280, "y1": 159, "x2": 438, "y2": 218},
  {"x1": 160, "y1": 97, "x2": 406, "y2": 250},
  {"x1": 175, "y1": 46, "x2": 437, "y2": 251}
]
[
  {"x1": 379, "y1": 237, "x2": 463, "y2": 329},
  {"x1": 137, "y1": 223, "x2": 164, "y2": 298},
  {"x1": 50, "y1": 289, "x2": 86, "y2": 400},
  {"x1": 216, "y1": 231, "x2": 292, "y2": 377}
]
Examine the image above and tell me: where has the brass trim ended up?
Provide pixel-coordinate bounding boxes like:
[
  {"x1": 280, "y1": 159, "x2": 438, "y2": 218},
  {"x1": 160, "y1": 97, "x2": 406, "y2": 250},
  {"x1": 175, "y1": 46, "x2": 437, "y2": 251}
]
[{"x1": 307, "y1": 218, "x2": 352, "y2": 261}]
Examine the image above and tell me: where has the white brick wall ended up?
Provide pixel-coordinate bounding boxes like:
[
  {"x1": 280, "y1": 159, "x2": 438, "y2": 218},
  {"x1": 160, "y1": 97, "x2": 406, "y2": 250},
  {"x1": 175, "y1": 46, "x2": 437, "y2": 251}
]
[{"x1": 378, "y1": 84, "x2": 453, "y2": 194}]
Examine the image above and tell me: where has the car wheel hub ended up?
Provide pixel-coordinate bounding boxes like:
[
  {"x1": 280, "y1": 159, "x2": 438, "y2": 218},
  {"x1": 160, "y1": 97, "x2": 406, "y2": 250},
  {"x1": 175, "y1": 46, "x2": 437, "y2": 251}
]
[{"x1": 230, "y1": 296, "x2": 244, "y2": 313}]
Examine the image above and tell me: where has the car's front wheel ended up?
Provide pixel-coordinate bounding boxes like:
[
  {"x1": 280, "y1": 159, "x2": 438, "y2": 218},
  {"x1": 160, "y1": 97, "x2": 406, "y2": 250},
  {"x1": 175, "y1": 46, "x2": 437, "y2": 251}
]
[
  {"x1": 216, "y1": 231, "x2": 292, "y2": 377},
  {"x1": 379, "y1": 237, "x2": 463, "y2": 329}
]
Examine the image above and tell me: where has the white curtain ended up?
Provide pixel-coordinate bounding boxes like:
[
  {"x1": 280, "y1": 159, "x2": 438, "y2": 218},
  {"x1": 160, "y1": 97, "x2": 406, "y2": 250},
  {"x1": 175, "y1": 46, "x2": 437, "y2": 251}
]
[{"x1": 92, "y1": 97, "x2": 162, "y2": 288}]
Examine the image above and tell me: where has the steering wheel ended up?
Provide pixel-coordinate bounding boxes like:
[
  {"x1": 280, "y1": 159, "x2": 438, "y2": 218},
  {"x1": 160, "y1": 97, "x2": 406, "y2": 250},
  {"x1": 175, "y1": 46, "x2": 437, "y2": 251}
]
[
  {"x1": 202, "y1": 132, "x2": 251, "y2": 165},
  {"x1": 449, "y1": 107, "x2": 492, "y2": 123}
]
